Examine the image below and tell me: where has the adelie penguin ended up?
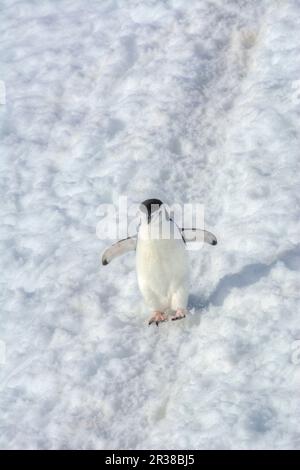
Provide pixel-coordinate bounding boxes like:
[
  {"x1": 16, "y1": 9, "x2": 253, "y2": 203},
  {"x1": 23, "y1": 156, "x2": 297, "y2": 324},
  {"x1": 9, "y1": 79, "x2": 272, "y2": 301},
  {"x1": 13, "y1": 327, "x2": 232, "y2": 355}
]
[{"x1": 102, "y1": 199, "x2": 217, "y2": 326}]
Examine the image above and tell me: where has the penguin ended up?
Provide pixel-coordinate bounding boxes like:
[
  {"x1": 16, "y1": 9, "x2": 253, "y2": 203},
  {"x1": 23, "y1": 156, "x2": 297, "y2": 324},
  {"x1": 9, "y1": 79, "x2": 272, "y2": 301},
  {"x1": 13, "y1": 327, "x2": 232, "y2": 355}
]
[{"x1": 102, "y1": 199, "x2": 217, "y2": 326}]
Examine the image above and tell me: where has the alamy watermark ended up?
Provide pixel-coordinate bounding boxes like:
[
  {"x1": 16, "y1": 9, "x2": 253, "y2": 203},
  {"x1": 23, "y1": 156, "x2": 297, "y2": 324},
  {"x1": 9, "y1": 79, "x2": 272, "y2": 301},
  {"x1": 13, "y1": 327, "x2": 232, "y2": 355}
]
[{"x1": 96, "y1": 197, "x2": 205, "y2": 250}]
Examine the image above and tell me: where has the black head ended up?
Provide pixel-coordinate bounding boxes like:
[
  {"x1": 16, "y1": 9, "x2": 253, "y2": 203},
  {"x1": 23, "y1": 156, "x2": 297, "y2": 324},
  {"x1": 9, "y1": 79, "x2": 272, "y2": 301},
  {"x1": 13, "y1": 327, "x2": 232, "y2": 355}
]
[{"x1": 140, "y1": 199, "x2": 163, "y2": 223}]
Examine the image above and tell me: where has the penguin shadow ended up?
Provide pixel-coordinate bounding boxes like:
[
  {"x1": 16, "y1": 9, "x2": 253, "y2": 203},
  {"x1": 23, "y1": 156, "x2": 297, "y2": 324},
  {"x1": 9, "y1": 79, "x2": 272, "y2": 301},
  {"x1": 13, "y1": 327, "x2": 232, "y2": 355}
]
[
  {"x1": 186, "y1": 259, "x2": 275, "y2": 327},
  {"x1": 190, "y1": 243, "x2": 300, "y2": 318}
]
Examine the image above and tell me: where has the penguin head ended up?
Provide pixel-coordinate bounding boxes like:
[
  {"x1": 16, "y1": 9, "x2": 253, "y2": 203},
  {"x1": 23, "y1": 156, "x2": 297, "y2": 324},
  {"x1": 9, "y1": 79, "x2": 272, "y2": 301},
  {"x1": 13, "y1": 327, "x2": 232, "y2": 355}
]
[{"x1": 140, "y1": 199, "x2": 164, "y2": 224}]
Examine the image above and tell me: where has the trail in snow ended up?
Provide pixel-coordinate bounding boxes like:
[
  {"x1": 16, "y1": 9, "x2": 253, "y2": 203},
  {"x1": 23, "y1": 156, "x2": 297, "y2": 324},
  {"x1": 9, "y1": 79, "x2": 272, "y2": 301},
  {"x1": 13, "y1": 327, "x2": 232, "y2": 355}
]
[{"x1": 0, "y1": 0, "x2": 300, "y2": 449}]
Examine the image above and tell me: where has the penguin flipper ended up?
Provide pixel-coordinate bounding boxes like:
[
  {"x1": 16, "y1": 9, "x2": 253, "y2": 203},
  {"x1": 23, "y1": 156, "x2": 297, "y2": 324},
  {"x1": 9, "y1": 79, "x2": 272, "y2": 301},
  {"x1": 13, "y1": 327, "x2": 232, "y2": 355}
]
[
  {"x1": 181, "y1": 228, "x2": 217, "y2": 246},
  {"x1": 102, "y1": 236, "x2": 137, "y2": 265}
]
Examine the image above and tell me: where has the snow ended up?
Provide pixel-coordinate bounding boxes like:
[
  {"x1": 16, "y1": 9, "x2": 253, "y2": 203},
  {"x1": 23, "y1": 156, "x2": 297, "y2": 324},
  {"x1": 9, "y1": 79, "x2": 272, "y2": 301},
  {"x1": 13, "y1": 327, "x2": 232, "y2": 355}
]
[{"x1": 1, "y1": 0, "x2": 300, "y2": 450}]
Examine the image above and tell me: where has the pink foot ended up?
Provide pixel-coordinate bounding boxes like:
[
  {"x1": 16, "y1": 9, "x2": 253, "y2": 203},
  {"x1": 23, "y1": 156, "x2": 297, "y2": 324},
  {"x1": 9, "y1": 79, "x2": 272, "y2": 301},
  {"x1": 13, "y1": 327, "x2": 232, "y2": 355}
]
[
  {"x1": 148, "y1": 311, "x2": 167, "y2": 326},
  {"x1": 171, "y1": 309, "x2": 187, "y2": 321}
]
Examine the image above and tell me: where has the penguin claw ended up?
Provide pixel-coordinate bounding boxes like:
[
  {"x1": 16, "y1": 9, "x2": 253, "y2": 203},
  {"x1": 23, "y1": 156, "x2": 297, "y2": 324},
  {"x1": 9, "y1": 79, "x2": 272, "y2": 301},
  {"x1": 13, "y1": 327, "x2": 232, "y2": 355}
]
[
  {"x1": 148, "y1": 312, "x2": 167, "y2": 326},
  {"x1": 171, "y1": 310, "x2": 187, "y2": 321},
  {"x1": 171, "y1": 315, "x2": 185, "y2": 321}
]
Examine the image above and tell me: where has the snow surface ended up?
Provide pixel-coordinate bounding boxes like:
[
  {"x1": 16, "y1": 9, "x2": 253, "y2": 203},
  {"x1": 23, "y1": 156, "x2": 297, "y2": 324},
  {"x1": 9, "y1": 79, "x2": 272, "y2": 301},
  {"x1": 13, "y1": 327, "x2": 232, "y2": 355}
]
[{"x1": 1, "y1": 0, "x2": 300, "y2": 450}]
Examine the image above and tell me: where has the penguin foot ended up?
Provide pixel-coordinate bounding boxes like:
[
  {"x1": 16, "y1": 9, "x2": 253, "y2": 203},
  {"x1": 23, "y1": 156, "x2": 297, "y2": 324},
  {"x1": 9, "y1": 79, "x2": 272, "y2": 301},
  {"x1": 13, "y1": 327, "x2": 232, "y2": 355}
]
[
  {"x1": 171, "y1": 309, "x2": 187, "y2": 321},
  {"x1": 148, "y1": 311, "x2": 167, "y2": 327}
]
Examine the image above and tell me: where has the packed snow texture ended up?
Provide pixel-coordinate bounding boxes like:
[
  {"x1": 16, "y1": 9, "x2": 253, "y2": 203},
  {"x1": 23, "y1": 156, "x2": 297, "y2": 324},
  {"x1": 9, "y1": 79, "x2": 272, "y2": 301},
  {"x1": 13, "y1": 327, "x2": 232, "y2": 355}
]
[{"x1": 1, "y1": 0, "x2": 300, "y2": 450}]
